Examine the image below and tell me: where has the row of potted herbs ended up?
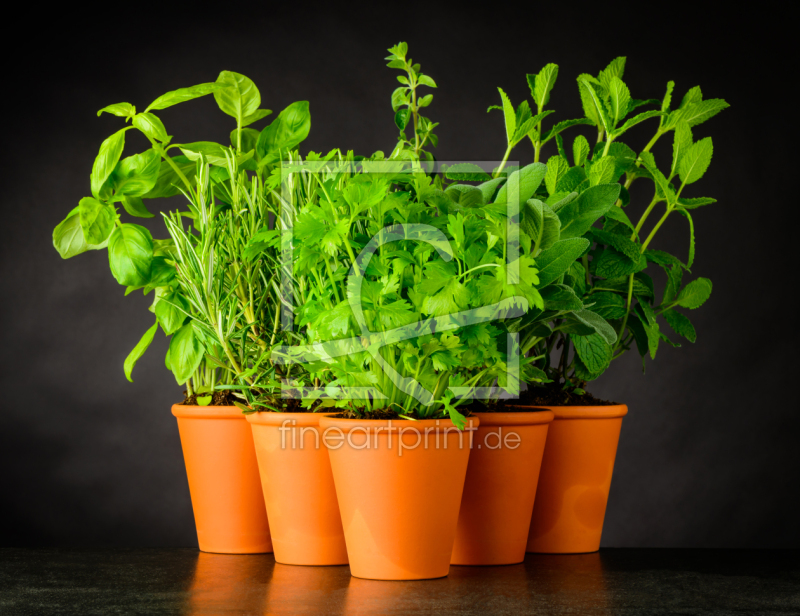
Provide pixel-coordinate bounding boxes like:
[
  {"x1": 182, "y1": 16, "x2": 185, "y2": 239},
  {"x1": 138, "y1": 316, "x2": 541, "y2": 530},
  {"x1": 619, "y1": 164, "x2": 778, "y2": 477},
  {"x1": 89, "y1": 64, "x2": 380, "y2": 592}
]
[{"x1": 54, "y1": 43, "x2": 727, "y2": 580}]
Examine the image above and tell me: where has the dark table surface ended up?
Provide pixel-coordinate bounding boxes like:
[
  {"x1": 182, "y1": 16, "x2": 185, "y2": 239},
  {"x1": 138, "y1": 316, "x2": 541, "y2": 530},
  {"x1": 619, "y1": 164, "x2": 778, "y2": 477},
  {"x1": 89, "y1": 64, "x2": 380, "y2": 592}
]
[{"x1": 0, "y1": 548, "x2": 797, "y2": 615}]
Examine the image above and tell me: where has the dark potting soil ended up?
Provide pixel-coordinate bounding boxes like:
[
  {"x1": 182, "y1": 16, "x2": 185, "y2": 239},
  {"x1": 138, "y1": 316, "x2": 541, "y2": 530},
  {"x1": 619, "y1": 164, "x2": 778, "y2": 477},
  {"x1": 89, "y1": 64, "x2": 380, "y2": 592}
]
[
  {"x1": 498, "y1": 386, "x2": 618, "y2": 407},
  {"x1": 333, "y1": 408, "x2": 474, "y2": 421},
  {"x1": 179, "y1": 391, "x2": 313, "y2": 412}
]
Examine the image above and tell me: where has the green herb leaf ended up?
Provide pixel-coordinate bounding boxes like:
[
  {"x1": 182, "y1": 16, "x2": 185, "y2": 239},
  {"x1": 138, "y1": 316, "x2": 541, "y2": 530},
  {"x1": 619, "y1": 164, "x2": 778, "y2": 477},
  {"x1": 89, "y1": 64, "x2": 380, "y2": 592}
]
[
  {"x1": 573, "y1": 332, "x2": 612, "y2": 374},
  {"x1": 256, "y1": 101, "x2": 311, "y2": 164},
  {"x1": 522, "y1": 199, "x2": 561, "y2": 255},
  {"x1": 586, "y1": 291, "x2": 626, "y2": 320},
  {"x1": 613, "y1": 110, "x2": 664, "y2": 137},
  {"x1": 608, "y1": 77, "x2": 631, "y2": 126},
  {"x1": 566, "y1": 309, "x2": 617, "y2": 345},
  {"x1": 90, "y1": 128, "x2": 128, "y2": 199},
  {"x1": 241, "y1": 109, "x2": 272, "y2": 127},
  {"x1": 98, "y1": 103, "x2": 135, "y2": 118},
  {"x1": 124, "y1": 321, "x2": 158, "y2": 382},
  {"x1": 678, "y1": 137, "x2": 713, "y2": 185},
  {"x1": 53, "y1": 210, "x2": 107, "y2": 259},
  {"x1": 588, "y1": 155, "x2": 616, "y2": 186},
  {"x1": 671, "y1": 121, "x2": 693, "y2": 177},
  {"x1": 579, "y1": 77, "x2": 612, "y2": 133},
  {"x1": 675, "y1": 278, "x2": 712, "y2": 309},
  {"x1": 445, "y1": 163, "x2": 491, "y2": 182},
  {"x1": 494, "y1": 162, "x2": 548, "y2": 207},
  {"x1": 573, "y1": 135, "x2": 590, "y2": 167},
  {"x1": 168, "y1": 323, "x2": 206, "y2": 385},
  {"x1": 108, "y1": 223, "x2": 153, "y2": 287},
  {"x1": 677, "y1": 197, "x2": 716, "y2": 210},
  {"x1": 155, "y1": 289, "x2": 190, "y2": 335},
  {"x1": 530, "y1": 63, "x2": 559, "y2": 109},
  {"x1": 535, "y1": 238, "x2": 590, "y2": 287},
  {"x1": 663, "y1": 309, "x2": 696, "y2": 343},
  {"x1": 132, "y1": 113, "x2": 169, "y2": 142},
  {"x1": 541, "y1": 118, "x2": 594, "y2": 143},
  {"x1": 214, "y1": 71, "x2": 261, "y2": 124},
  {"x1": 146, "y1": 82, "x2": 224, "y2": 112},
  {"x1": 598, "y1": 57, "x2": 626, "y2": 90},
  {"x1": 557, "y1": 183, "x2": 621, "y2": 239},
  {"x1": 110, "y1": 149, "x2": 161, "y2": 197},
  {"x1": 78, "y1": 197, "x2": 115, "y2": 245},
  {"x1": 497, "y1": 87, "x2": 516, "y2": 144},
  {"x1": 544, "y1": 156, "x2": 569, "y2": 195}
]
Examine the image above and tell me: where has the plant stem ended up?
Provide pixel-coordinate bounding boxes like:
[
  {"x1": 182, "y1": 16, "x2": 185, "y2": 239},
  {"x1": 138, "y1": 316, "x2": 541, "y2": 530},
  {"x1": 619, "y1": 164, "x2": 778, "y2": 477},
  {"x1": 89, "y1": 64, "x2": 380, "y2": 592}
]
[
  {"x1": 614, "y1": 274, "x2": 635, "y2": 354},
  {"x1": 494, "y1": 144, "x2": 513, "y2": 178}
]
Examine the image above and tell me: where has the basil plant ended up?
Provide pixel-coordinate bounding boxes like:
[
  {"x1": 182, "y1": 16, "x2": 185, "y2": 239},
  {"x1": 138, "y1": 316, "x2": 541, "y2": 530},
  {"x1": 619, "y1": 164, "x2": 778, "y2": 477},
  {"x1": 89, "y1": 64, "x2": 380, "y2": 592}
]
[{"x1": 53, "y1": 71, "x2": 311, "y2": 404}]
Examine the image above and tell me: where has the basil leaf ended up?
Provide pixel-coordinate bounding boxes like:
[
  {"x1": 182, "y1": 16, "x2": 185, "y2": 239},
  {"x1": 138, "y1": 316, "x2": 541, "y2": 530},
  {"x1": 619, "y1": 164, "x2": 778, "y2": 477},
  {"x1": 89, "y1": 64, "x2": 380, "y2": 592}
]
[
  {"x1": 78, "y1": 197, "x2": 115, "y2": 245},
  {"x1": 108, "y1": 223, "x2": 153, "y2": 287},
  {"x1": 256, "y1": 101, "x2": 311, "y2": 164},
  {"x1": 90, "y1": 128, "x2": 128, "y2": 199},
  {"x1": 124, "y1": 322, "x2": 158, "y2": 382},
  {"x1": 214, "y1": 71, "x2": 261, "y2": 124},
  {"x1": 146, "y1": 83, "x2": 224, "y2": 112},
  {"x1": 168, "y1": 323, "x2": 206, "y2": 384}
]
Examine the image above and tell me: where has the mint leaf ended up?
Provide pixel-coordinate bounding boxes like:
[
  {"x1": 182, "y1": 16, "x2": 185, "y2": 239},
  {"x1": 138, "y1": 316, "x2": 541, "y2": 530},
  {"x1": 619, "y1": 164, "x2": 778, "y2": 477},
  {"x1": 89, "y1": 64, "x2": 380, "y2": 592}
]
[
  {"x1": 445, "y1": 163, "x2": 491, "y2": 182},
  {"x1": 498, "y1": 87, "x2": 516, "y2": 143},
  {"x1": 557, "y1": 183, "x2": 621, "y2": 239},
  {"x1": 573, "y1": 332, "x2": 613, "y2": 374},
  {"x1": 678, "y1": 137, "x2": 713, "y2": 185},
  {"x1": 535, "y1": 238, "x2": 589, "y2": 287},
  {"x1": 675, "y1": 278, "x2": 712, "y2": 309},
  {"x1": 608, "y1": 77, "x2": 631, "y2": 126},
  {"x1": 598, "y1": 57, "x2": 626, "y2": 91},
  {"x1": 544, "y1": 156, "x2": 569, "y2": 195},
  {"x1": 671, "y1": 121, "x2": 693, "y2": 177},
  {"x1": 614, "y1": 110, "x2": 665, "y2": 137},
  {"x1": 573, "y1": 135, "x2": 590, "y2": 167},
  {"x1": 663, "y1": 309, "x2": 697, "y2": 343},
  {"x1": 586, "y1": 292, "x2": 626, "y2": 320},
  {"x1": 531, "y1": 63, "x2": 559, "y2": 109},
  {"x1": 677, "y1": 197, "x2": 717, "y2": 210}
]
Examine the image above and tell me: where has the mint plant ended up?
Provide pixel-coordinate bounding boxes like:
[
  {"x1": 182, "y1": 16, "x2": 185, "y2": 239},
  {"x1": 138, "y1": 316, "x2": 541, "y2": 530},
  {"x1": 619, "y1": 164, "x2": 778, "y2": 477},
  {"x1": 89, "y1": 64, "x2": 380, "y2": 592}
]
[{"x1": 493, "y1": 58, "x2": 729, "y2": 394}]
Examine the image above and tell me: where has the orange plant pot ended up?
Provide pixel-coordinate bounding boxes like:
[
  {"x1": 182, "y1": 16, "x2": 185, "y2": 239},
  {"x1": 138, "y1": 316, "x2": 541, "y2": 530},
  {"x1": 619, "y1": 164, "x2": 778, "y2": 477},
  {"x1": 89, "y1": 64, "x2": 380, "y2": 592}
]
[
  {"x1": 319, "y1": 416, "x2": 478, "y2": 580},
  {"x1": 451, "y1": 410, "x2": 554, "y2": 565},
  {"x1": 247, "y1": 412, "x2": 348, "y2": 566},
  {"x1": 522, "y1": 405, "x2": 628, "y2": 554},
  {"x1": 172, "y1": 405, "x2": 272, "y2": 554}
]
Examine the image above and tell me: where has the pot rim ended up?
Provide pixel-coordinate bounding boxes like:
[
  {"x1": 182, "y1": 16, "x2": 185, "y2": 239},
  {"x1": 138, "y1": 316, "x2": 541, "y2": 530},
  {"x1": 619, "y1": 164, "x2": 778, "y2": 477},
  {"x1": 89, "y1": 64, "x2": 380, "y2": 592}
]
[
  {"x1": 505, "y1": 404, "x2": 628, "y2": 419},
  {"x1": 319, "y1": 415, "x2": 480, "y2": 434},
  {"x1": 470, "y1": 410, "x2": 555, "y2": 426},
  {"x1": 171, "y1": 404, "x2": 246, "y2": 419}
]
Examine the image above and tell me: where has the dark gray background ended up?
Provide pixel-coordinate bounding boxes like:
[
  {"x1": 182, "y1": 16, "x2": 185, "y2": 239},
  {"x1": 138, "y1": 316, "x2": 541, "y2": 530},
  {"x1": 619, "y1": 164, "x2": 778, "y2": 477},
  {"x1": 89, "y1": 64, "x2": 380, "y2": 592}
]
[{"x1": 2, "y1": 7, "x2": 796, "y2": 548}]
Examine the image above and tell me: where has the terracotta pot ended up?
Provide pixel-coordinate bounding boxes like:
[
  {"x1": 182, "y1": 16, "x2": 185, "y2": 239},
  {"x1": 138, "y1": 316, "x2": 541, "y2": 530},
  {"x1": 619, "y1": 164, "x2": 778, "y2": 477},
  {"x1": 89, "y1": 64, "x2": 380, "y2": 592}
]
[
  {"x1": 451, "y1": 410, "x2": 554, "y2": 565},
  {"x1": 520, "y1": 405, "x2": 628, "y2": 554},
  {"x1": 319, "y1": 416, "x2": 478, "y2": 580},
  {"x1": 172, "y1": 404, "x2": 272, "y2": 554},
  {"x1": 247, "y1": 412, "x2": 348, "y2": 566}
]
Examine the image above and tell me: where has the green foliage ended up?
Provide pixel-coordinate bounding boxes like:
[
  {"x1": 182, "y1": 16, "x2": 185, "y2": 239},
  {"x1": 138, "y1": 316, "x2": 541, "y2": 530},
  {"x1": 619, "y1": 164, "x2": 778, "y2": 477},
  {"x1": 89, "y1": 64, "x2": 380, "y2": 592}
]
[{"x1": 54, "y1": 44, "x2": 728, "y2": 412}]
